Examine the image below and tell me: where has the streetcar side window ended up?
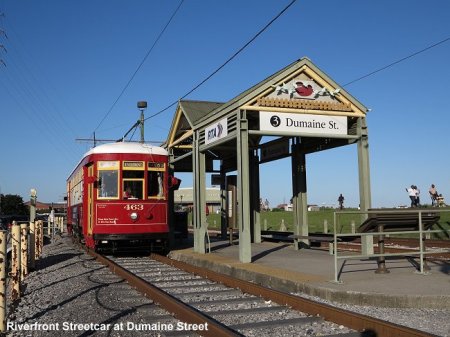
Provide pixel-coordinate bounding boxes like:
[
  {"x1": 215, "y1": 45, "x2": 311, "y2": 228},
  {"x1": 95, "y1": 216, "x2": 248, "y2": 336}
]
[
  {"x1": 97, "y1": 161, "x2": 119, "y2": 199},
  {"x1": 148, "y1": 162, "x2": 165, "y2": 199}
]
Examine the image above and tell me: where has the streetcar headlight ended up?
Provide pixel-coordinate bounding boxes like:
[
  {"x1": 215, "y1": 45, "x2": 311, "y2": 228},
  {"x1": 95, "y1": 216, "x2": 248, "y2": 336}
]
[{"x1": 130, "y1": 212, "x2": 139, "y2": 221}]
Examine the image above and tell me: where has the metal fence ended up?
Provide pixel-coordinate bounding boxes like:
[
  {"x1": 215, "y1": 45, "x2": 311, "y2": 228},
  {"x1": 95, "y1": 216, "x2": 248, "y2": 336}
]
[
  {"x1": 332, "y1": 209, "x2": 450, "y2": 283},
  {"x1": 0, "y1": 217, "x2": 65, "y2": 332}
]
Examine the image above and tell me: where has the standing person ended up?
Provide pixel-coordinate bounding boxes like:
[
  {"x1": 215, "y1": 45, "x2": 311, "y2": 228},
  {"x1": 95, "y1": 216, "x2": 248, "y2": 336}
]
[
  {"x1": 48, "y1": 207, "x2": 55, "y2": 238},
  {"x1": 406, "y1": 185, "x2": 416, "y2": 207},
  {"x1": 414, "y1": 185, "x2": 421, "y2": 207},
  {"x1": 338, "y1": 194, "x2": 344, "y2": 210},
  {"x1": 429, "y1": 184, "x2": 438, "y2": 207}
]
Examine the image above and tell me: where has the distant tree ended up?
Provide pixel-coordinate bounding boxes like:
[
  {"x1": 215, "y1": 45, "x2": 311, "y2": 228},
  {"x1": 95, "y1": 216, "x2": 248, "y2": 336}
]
[{"x1": 0, "y1": 194, "x2": 28, "y2": 215}]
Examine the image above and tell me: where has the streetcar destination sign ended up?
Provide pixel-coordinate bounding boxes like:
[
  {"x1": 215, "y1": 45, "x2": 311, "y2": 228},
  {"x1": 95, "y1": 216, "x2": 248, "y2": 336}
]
[{"x1": 259, "y1": 111, "x2": 347, "y2": 135}]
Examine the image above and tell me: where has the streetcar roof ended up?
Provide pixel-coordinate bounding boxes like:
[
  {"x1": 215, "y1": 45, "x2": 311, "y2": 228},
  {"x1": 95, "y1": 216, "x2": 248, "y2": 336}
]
[
  {"x1": 84, "y1": 142, "x2": 168, "y2": 157},
  {"x1": 68, "y1": 142, "x2": 168, "y2": 179}
]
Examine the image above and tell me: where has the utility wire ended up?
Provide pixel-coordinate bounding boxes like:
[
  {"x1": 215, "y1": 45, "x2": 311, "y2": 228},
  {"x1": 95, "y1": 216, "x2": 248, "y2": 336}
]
[
  {"x1": 94, "y1": 0, "x2": 185, "y2": 132},
  {"x1": 129, "y1": 3, "x2": 447, "y2": 138},
  {"x1": 343, "y1": 37, "x2": 450, "y2": 87},
  {"x1": 142, "y1": 0, "x2": 298, "y2": 123}
]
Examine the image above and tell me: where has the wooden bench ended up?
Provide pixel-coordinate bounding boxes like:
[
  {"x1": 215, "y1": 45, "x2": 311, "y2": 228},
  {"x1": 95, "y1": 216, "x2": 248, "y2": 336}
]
[
  {"x1": 357, "y1": 211, "x2": 440, "y2": 273},
  {"x1": 359, "y1": 211, "x2": 440, "y2": 233}
]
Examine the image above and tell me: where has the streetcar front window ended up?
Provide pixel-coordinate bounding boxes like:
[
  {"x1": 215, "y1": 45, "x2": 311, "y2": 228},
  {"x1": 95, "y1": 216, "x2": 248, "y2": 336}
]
[
  {"x1": 97, "y1": 161, "x2": 119, "y2": 199},
  {"x1": 98, "y1": 170, "x2": 119, "y2": 198},
  {"x1": 123, "y1": 180, "x2": 143, "y2": 200},
  {"x1": 122, "y1": 165, "x2": 144, "y2": 200},
  {"x1": 147, "y1": 171, "x2": 164, "y2": 199},
  {"x1": 147, "y1": 162, "x2": 165, "y2": 199}
]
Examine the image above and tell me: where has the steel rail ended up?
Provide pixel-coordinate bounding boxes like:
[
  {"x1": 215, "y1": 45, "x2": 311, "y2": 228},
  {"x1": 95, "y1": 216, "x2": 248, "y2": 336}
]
[
  {"x1": 86, "y1": 249, "x2": 243, "y2": 337},
  {"x1": 151, "y1": 254, "x2": 437, "y2": 337}
]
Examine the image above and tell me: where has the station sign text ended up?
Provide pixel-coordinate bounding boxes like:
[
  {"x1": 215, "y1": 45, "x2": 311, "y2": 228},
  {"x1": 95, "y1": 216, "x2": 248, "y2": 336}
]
[{"x1": 259, "y1": 111, "x2": 347, "y2": 136}]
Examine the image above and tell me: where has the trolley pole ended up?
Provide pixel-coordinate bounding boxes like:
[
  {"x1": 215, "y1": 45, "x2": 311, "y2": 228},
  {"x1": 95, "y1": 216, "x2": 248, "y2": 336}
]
[{"x1": 137, "y1": 101, "x2": 147, "y2": 143}]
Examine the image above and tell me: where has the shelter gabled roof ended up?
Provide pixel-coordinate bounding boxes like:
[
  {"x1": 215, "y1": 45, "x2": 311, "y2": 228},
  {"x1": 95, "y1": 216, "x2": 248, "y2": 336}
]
[
  {"x1": 194, "y1": 57, "x2": 368, "y2": 129},
  {"x1": 165, "y1": 100, "x2": 223, "y2": 149},
  {"x1": 166, "y1": 57, "x2": 368, "y2": 146},
  {"x1": 180, "y1": 100, "x2": 224, "y2": 126},
  {"x1": 165, "y1": 57, "x2": 369, "y2": 172}
]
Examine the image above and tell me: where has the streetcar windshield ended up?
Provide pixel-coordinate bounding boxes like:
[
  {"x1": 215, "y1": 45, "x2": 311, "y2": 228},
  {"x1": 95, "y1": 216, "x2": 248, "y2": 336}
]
[
  {"x1": 123, "y1": 171, "x2": 144, "y2": 200},
  {"x1": 98, "y1": 170, "x2": 119, "y2": 198},
  {"x1": 148, "y1": 162, "x2": 165, "y2": 199},
  {"x1": 97, "y1": 160, "x2": 120, "y2": 199},
  {"x1": 148, "y1": 171, "x2": 164, "y2": 199}
]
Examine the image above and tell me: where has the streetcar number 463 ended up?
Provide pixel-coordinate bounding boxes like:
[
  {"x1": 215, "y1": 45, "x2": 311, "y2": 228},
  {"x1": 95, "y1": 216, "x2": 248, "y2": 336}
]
[{"x1": 124, "y1": 204, "x2": 144, "y2": 210}]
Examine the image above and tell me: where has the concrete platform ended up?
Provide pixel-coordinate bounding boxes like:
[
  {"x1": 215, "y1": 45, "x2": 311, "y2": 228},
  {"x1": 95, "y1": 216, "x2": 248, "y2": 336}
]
[{"x1": 169, "y1": 239, "x2": 450, "y2": 309}]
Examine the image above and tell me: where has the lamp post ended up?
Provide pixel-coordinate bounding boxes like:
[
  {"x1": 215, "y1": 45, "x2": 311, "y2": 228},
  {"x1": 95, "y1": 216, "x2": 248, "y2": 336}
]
[{"x1": 137, "y1": 101, "x2": 147, "y2": 143}]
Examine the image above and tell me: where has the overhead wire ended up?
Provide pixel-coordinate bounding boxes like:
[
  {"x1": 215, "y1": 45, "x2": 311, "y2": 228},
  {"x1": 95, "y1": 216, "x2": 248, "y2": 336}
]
[
  {"x1": 342, "y1": 37, "x2": 450, "y2": 87},
  {"x1": 142, "y1": 0, "x2": 298, "y2": 124},
  {"x1": 112, "y1": 0, "x2": 448, "y2": 141},
  {"x1": 0, "y1": 76, "x2": 75, "y2": 162},
  {"x1": 138, "y1": 34, "x2": 450, "y2": 130},
  {"x1": 94, "y1": 0, "x2": 185, "y2": 133},
  {"x1": 2, "y1": 11, "x2": 81, "y2": 153},
  {"x1": 1, "y1": 24, "x2": 79, "y2": 158}
]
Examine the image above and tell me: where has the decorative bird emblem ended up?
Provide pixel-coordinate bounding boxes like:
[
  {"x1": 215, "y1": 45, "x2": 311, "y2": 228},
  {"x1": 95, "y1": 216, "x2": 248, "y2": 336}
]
[
  {"x1": 295, "y1": 81, "x2": 314, "y2": 97},
  {"x1": 271, "y1": 80, "x2": 342, "y2": 99}
]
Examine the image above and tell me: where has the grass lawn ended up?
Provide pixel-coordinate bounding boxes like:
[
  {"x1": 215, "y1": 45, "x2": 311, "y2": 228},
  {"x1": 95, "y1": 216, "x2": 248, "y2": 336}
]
[{"x1": 190, "y1": 207, "x2": 450, "y2": 239}]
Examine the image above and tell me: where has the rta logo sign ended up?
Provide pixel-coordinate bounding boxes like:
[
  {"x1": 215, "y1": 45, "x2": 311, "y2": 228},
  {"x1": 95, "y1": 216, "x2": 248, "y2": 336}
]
[
  {"x1": 207, "y1": 123, "x2": 223, "y2": 140},
  {"x1": 270, "y1": 115, "x2": 281, "y2": 127}
]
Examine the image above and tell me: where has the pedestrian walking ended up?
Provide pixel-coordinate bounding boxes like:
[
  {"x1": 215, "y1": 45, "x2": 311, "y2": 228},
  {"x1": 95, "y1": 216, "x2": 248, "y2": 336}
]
[
  {"x1": 429, "y1": 184, "x2": 438, "y2": 207},
  {"x1": 338, "y1": 194, "x2": 344, "y2": 210},
  {"x1": 414, "y1": 185, "x2": 421, "y2": 207},
  {"x1": 406, "y1": 185, "x2": 416, "y2": 207}
]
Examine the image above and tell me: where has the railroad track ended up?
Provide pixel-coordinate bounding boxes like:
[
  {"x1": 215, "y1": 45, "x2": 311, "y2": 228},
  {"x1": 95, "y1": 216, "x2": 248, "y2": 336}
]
[{"x1": 85, "y1": 249, "x2": 437, "y2": 337}]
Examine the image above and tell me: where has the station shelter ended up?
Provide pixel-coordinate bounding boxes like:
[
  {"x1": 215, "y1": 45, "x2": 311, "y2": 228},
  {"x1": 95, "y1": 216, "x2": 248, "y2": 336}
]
[{"x1": 165, "y1": 57, "x2": 371, "y2": 263}]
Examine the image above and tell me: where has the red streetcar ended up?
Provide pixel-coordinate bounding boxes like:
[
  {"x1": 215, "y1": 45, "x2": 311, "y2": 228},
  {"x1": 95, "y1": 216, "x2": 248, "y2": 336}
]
[{"x1": 66, "y1": 142, "x2": 180, "y2": 252}]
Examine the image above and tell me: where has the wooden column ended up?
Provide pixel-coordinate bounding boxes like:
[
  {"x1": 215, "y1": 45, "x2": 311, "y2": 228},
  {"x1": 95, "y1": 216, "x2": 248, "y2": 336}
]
[
  {"x1": 192, "y1": 131, "x2": 207, "y2": 253},
  {"x1": 250, "y1": 150, "x2": 261, "y2": 243},
  {"x1": 357, "y1": 117, "x2": 373, "y2": 255},
  {"x1": 237, "y1": 110, "x2": 251, "y2": 263},
  {"x1": 292, "y1": 141, "x2": 308, "y2": 249}
]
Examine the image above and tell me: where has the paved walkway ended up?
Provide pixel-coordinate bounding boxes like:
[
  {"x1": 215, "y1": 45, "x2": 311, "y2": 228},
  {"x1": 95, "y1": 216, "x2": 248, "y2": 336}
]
[{"x1": 169, "y1": 239, "x2": 450, "y2": 309}]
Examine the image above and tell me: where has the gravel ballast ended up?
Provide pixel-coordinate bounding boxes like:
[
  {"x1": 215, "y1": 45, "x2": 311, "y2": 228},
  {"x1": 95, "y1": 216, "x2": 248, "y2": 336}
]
[
  {"x1": 5, "y1": 236, "x2": 185, "y2": 337},
  {"x1": 5, "y1": 235, "x2": 450, "y2": 336}
]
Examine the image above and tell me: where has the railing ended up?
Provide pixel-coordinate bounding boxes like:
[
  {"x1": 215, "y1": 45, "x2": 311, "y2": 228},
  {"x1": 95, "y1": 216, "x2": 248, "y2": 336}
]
[
  {"x1": 332, "y1": 209, "x2": 450, "y2": 283},
  {"x1": 0, "y1": 217, "x2": 65, "y2": 332}
]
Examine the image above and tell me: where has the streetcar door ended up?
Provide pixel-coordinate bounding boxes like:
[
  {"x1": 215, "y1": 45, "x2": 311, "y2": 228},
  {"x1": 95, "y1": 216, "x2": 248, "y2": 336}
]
[{"x1": 87, "y1": 164, "x2": 94, "y2": 236}]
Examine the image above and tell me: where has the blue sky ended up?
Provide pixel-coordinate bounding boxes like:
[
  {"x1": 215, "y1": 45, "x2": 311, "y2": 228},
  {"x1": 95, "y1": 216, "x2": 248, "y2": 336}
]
[{"x1": 0, "y1": 0, "x2": 449, "y2": 208}]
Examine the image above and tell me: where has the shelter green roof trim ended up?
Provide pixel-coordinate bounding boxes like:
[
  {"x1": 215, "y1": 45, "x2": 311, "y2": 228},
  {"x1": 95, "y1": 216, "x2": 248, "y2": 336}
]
[
  {"x1": 166, "y1": 57, "x2": 369, "y2": 149},
  {"x1": 179, "y1": 100, "x2": 224, "y2": 127},
  {"x1": 193, "y1": 57, "x2": 368, "y2": 129},
  {"x1": 165, "y1": 99, "x2": 224, "y2": 148}
]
